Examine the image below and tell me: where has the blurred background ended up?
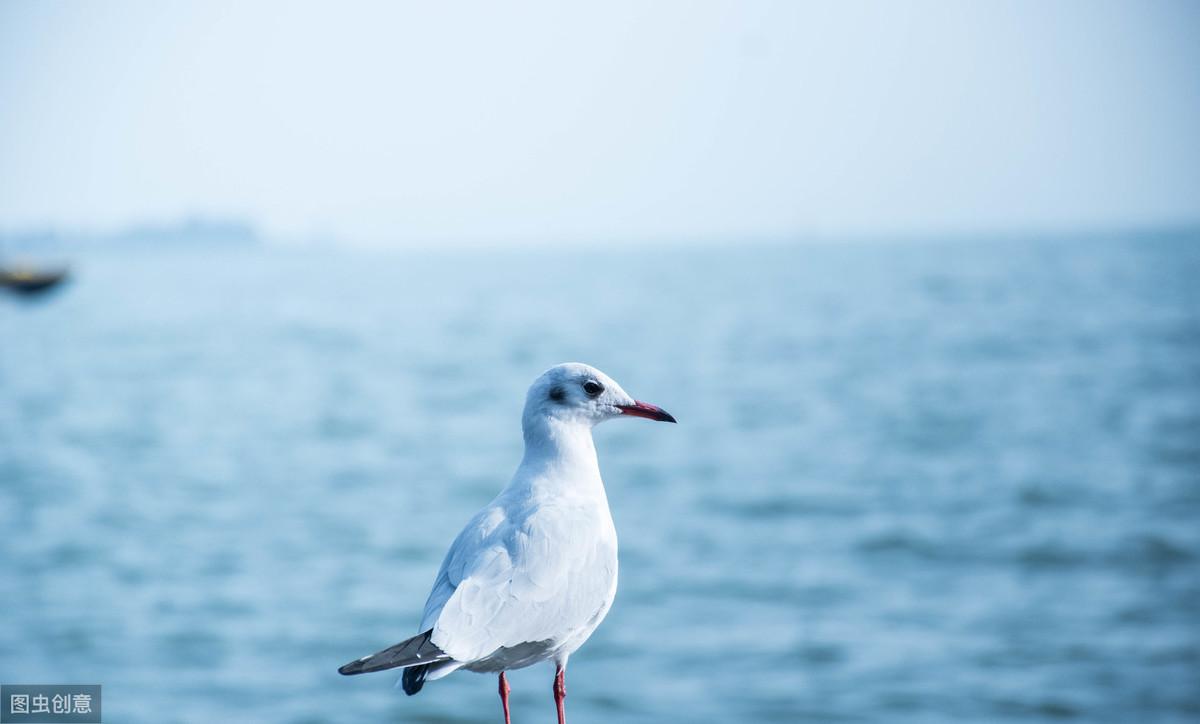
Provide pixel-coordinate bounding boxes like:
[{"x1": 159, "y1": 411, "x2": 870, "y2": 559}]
[{"x1": 2, "y1": 2, "x2": 1198, "y2": 722}]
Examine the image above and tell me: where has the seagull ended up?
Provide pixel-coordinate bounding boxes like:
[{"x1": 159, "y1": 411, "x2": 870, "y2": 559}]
[{"x1": 339, "y1": 363, "x2": 675, "y2": 724}]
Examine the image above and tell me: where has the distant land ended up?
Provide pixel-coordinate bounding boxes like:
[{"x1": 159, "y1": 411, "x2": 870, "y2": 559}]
[{"x1": 0, "y1": 217, "x2": 260, "y2": 252}]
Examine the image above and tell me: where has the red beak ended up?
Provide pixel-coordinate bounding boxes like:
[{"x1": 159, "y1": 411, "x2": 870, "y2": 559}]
[{"x1": 617, "y1": 400, "x2": 677, "y2": 423}]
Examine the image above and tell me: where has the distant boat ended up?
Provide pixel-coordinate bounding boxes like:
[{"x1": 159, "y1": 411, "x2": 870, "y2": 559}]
[{"x1": 0, "y1": 265, "x2": 69, "y2": 295}]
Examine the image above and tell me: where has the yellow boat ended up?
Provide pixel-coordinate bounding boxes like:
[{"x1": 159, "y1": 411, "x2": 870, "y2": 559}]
[{"x1": 0, "y1": 266, "x2": 69, "y2": 294}]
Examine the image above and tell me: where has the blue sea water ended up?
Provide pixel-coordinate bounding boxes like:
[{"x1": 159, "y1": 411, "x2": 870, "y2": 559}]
[{"x1": 1, "y1": 233, "x2": 1198, "y2": 723}]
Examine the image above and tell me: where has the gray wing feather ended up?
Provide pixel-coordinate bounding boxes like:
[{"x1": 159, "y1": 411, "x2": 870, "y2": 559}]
[{"x1": 337, "y1": 629, "x2": 450, "y2": 675}]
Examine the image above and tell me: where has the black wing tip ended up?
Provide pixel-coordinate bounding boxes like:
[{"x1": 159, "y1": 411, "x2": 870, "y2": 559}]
[
  {"x1": 401, "y1": 663, "x2": 430, "y2": 695},
  {"x1": 337, "y1": 660, "x2": 365, "y2": 676},
  {"x1": 338, "y1": 630, "x2": 447, "y2": 678}
]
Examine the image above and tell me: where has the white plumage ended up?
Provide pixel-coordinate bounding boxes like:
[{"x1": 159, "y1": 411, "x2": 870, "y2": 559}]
[{"x1": 339, "y1": 363, "x2": 675, "y2": 724}]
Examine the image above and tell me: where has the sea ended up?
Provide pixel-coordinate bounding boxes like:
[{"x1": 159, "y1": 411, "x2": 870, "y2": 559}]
[{"x1": 1, "y1": 232, "x2": 1198, "y2": 723}]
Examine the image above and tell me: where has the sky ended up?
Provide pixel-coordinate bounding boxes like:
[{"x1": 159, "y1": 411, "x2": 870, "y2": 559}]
[{"x1": 1, "y1": 1, "x2": 1198, "y2": 247}]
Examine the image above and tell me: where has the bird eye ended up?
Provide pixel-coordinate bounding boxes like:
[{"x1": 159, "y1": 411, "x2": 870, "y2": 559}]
[{"x1": 583, "y1": 380, "x2": 604, "y2": 397}]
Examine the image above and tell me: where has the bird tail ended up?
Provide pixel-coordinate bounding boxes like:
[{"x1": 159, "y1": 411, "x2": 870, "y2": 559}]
[{"x1": 338, "y1": 630, "x2": 451, "y2": 678}]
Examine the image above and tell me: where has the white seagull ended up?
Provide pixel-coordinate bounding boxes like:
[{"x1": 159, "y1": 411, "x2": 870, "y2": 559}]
[{"x1": 339, "y1": 363, "x2": 675, "y2": 724}]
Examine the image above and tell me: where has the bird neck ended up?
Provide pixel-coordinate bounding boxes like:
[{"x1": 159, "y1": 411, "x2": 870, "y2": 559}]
[
  {"x1": 522, "y1": 414, "x2": 599, "y2": 469},
  {"x1": 516, "y1": 415, "x2": 605, "y2": 499}
]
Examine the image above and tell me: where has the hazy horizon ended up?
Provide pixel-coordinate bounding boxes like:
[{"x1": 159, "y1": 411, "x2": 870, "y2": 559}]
[
  {"x1": 3, "y1": 215, "x2": 1199, "y2": 254},
  {"x1": 3, "y1": 1, "x2": 1199, "y2": 248}
]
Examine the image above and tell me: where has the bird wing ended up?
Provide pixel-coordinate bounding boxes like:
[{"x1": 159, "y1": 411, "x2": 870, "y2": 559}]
[
  {"x1": 417, "y1": 505, "x2": 507, "y2": 633},
  {"x1": 419, "y1": 500, "x2": 617, "y2": 663},
  {"x1": 337, "y1": 629, "x2": 449, "y2": 675}
]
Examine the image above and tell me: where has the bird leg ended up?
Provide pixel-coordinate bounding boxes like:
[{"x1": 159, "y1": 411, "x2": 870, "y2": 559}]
[
  {"x1": 498, "y1": 672, "x2": 512, "y2": 724},
  {"x1": 553, "y1": 665, "x2": 567, "y2": 724}
]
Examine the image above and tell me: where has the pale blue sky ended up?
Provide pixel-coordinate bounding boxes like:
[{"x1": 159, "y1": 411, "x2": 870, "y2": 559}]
[{"x1": 1, "y1": 1, "x2": 1198, "y2": 246}]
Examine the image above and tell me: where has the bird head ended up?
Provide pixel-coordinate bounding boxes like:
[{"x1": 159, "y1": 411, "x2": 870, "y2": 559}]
[{"x1": 523, "y1": 363, "x2": 676, "y2": 429}]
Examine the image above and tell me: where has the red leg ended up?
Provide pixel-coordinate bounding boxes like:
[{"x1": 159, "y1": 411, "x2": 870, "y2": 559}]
[
  {"x1": 498, "y1": 672, "x2": 511, "y2": 724},
  {"x1": 553, "y1": 665, "x2": 567, "y2": 724}
]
